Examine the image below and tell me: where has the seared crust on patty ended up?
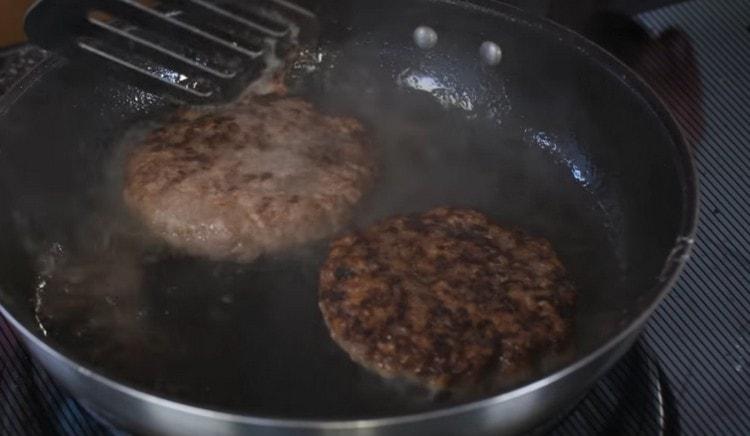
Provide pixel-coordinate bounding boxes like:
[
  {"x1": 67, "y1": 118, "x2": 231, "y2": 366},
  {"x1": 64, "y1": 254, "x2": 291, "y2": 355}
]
[
  {"x1": 123, "y1": 96, "x2": 376, "y2": 262},
  {"x1": 319, "y1": 208, "x2": 576, "y2": 390}
]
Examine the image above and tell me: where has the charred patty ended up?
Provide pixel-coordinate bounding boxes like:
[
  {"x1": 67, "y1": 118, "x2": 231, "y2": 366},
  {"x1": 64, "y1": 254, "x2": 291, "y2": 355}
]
[
  {"x1": 319, "y1": 208, "x2": 576, "y2": 390},
  {"x1": 123, "y1": 96, "x2": 376, "y2": 262}
]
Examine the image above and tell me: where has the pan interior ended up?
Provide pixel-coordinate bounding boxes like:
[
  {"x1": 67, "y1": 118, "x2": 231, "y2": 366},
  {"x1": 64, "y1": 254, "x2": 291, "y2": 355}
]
[{"x1": 0, "y1": 0, "x2": 688, "y2": 420}]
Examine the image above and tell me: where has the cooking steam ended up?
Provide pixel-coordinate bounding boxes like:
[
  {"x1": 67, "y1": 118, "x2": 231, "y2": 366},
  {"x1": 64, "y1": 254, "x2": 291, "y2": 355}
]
[{"x1": 27, "y1": 24, "x2": 624, "y2": 412}]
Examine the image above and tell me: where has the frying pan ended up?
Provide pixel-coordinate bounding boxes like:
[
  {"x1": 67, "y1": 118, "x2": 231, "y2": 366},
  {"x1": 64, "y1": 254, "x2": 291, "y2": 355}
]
[{"x1": 0, "y1": 0, "x2": 697, "y2": 435}]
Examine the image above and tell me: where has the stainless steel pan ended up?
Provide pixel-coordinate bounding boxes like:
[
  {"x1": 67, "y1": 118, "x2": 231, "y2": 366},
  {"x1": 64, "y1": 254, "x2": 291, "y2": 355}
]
[{"x1": 0, "y1": 1, "x2": 697, "y2": 434}]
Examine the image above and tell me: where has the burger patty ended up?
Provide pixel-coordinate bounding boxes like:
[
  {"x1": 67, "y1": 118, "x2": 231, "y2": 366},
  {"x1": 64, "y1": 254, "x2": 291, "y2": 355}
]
[
  {"x1": 319, "y1": 208, "x2": 576, "y2": 390},
  {"x1": 123, "y1": 96, "x2": 376, "y2": 262}
]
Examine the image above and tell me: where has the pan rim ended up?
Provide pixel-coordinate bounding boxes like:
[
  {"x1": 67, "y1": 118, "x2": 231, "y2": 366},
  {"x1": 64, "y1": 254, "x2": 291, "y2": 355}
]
[{"x1": 0, "y1": 0, "x2": 698, "y2": 429}]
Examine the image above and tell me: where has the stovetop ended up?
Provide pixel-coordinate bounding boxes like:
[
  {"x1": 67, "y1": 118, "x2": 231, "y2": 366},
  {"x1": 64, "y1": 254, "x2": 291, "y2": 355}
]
[{"x1": 1, "y1": 0, "x2": 749, "y2": 435}]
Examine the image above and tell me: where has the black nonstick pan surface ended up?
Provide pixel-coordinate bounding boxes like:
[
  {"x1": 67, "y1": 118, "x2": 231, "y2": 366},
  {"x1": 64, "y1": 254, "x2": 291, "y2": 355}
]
[{"x1": 0, "y1": 1, "x2": 696, "y2": 434}]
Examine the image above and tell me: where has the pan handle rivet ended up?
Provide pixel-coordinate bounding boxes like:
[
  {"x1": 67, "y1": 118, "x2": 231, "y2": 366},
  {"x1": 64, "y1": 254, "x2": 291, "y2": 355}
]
[
  {"x1": 413, "y1": 26, "x2": 438, "y2": 49},
  {"x1": 480, "y1": 41, "x2": 503, "y2": 65}
]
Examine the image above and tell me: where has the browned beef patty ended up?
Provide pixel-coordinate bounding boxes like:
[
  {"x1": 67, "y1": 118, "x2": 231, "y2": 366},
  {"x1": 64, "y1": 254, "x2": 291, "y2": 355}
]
[
  {"x1": 123, "y1": 96, "x2": 376, "y2": 262},
  {"x1": 319, "y1": 208, "x2": 576, "y2": 390}
]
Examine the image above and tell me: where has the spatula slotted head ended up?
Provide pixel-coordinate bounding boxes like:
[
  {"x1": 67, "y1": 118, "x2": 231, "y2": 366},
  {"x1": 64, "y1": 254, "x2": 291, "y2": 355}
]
[{"x1": 25, "y1": 0, "x2": 317, "y2": 103}]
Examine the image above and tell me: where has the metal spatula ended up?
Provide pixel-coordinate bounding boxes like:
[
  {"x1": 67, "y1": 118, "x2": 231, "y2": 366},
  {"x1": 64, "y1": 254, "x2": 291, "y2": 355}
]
[{"x1": 24, "y1": 0, "x2": 317, "y2": 103}]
